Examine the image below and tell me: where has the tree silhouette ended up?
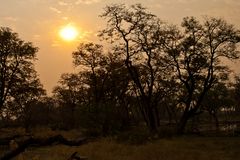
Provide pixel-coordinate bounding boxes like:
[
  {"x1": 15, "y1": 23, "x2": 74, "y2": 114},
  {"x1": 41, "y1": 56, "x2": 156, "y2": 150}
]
[
  {"x1": 71, "y1": 43, "x2": 133, "y2": 134},
  {"x1": 202, "y1": 82, "x2": 234, "y2": 130},
  {"x1": 0, "y1": 27, "x2": 40, "y2": 115},
  {"x1": 232, "y1": 75, "x2": 240, "y2": 115},
  {"x1": 99, "y1": 4, "x2": 175, "y2": 132},
  {"x1": 165, "y1": 17, "x2": 240, "y2": 133},
  {"x1": 53, "y1": 73, "x2": 86, "y2": 129}
]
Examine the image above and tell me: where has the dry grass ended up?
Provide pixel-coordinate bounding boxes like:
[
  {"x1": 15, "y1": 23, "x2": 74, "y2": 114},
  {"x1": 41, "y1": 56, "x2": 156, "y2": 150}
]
[
  {"x1": 1, "y1": 127, "x2": 240, "y2": 160},
  {"x1": 12, "y1": 136, "x2": 240, "y2": 160}
]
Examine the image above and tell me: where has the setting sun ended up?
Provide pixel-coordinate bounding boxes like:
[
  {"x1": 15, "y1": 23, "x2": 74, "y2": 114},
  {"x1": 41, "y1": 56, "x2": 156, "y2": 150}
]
[{"x1": 59, "y1": 24, "x2": 78, "y2": 41}]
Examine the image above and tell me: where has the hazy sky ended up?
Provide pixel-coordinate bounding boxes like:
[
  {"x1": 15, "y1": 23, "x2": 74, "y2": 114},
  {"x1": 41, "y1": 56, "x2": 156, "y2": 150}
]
[{"x1": 1, "y1": 0, "x2": 240, "y2": 94}]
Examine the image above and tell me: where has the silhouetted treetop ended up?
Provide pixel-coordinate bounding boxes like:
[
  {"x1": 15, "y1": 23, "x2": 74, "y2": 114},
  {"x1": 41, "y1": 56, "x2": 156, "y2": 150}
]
[{"x1": 0, "y1": 27, "x2": 43, "y2": 115}]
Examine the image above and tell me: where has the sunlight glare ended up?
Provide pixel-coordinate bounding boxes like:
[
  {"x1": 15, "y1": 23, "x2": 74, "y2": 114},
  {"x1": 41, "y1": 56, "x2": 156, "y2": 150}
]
[{"x1": 59, "y1": 24, "x2": 79, "y2": 41}]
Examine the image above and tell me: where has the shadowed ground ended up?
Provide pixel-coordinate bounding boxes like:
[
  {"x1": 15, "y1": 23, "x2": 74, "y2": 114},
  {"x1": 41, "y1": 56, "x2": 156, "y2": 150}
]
[{"x1": 6, "y1": 137, "x2": 239, "y2": 160}]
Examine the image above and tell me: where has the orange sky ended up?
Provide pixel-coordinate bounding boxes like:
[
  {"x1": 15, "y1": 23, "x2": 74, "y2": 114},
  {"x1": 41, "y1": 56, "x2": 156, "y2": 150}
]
[{"x1": 1, "y1": 0, "x2": 240, "y2": 94}]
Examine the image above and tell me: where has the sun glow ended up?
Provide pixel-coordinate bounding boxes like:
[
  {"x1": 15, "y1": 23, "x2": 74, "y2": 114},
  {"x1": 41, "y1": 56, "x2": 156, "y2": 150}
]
[{"x1": 59, "y1": 24, "x2": 79, "y2": 41}]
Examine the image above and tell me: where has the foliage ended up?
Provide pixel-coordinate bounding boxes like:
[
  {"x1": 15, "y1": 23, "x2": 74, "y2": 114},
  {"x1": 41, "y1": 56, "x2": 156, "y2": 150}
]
[
  {"x1": 0, "y1": 27, "x2": 45, "y2": 122},
  {"x1": 99, "y1": 3, "x2": 176, "y2": 132},
  {"x1": 233, "y1": 75, "x2": 240, "y2": 106},
  {"x1": 51, "y1": 4, "x2": 240, "y2": 135},
  {"x1": 164, "y1": 16, "x2": 240, "y2": 133},
  {"x1": 53, "y1": 43, "x2": 133, "y2": 134}
]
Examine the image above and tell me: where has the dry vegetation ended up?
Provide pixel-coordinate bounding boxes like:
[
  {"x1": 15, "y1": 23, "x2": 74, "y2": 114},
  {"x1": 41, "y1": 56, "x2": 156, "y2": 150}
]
[
  {"x1": 7, "y1": 137, "x2": 238, "y2": 160},
  {"x1": 1, "y1": 127, "x2": 239, "y2": 160}
]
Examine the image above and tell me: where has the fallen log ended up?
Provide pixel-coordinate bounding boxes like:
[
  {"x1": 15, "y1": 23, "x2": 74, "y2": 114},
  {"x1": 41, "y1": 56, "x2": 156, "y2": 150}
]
[
  {"x1": 0, "y1": 134, "x2": 31, "y2": 145},
  {"x1": 0, "y1": 135, "x2": 88, "y2": 160}
]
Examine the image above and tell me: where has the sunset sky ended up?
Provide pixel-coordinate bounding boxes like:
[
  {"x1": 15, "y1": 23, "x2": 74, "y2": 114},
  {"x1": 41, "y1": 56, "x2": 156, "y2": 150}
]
[{"x1": 1, "y1": 0, "x2": 240, "y2": 94}]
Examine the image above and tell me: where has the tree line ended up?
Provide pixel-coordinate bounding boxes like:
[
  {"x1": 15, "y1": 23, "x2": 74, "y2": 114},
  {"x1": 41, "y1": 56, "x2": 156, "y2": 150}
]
[{"x1": 1, "y1": 4, "x2": 240, "y2": 135}]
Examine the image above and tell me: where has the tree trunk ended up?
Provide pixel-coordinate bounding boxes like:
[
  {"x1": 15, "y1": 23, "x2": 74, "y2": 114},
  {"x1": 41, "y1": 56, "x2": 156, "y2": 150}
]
[
  {"x1": 212, "y1": 112, "x2": 219, "y2": 131},
  {"x1": 71, "y1": 105, "x2": 76, "y2": 129},
  {"x1": 0, "y1": 99, "x2": 4, "y2": 111},
  {"x1": 177, "y1": 112, "x2": 191, "y2": 134},
  {"x1": 154, "y1": 106, "x2": 160, "y2": 127},
  {"x1": 147, "y1": 107, "x2": 158, "y2": 133}
]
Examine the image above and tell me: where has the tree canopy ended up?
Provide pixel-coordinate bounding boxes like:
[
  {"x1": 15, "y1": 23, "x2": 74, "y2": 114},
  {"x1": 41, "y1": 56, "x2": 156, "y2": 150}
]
[{"x1": 0, "y1": 27, "x2": 45, "y2": 118}]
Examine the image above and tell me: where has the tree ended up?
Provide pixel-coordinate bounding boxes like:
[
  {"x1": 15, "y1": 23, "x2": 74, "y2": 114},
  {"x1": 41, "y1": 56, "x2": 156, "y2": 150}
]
[
  {"x1": 165, "y1": 17, "x2": 240, "y2": 133},
  {"x1": 202, "y1": 82, "x2": 234, "y2": 130},
  {"x1": 99, "y1": 4, "x2": 174, "y2": 132},
  {"x1": 0, "y1": 27, "x2": 39, "y2": 113},
  {"x1": 233, "y1": 75, "x2": 240, "y2": 111},
  {"x1": 5, "y1": 72, "x2": 45, "y2": 131},
  {"x1": 72, "y1": 43, "x2": 133, "y2": 134},
  {"x1": 52, "y1": 73, "x2": 86, "y2": 129},
  {"x1": 53, "y1": 73, "x2": 86, "y2": 107},
  {"x1": 72, "y1": 43, "x2": 108, "y2": 108}
]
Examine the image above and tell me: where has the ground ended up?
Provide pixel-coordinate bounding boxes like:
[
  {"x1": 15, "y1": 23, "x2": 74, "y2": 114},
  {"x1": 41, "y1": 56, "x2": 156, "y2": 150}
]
[
  {"x1": 1, "y1": 128, "x2": 240, "y2": 160},
  {"x1": 13, "y1": 137, "x2": 240, "y2": 160}
]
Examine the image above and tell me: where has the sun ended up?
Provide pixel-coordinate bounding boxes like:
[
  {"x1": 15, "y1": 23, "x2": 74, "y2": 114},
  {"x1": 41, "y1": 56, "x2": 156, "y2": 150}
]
[{"x1": 59, "y1": 24, "x2": 79, "y2": 41}]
